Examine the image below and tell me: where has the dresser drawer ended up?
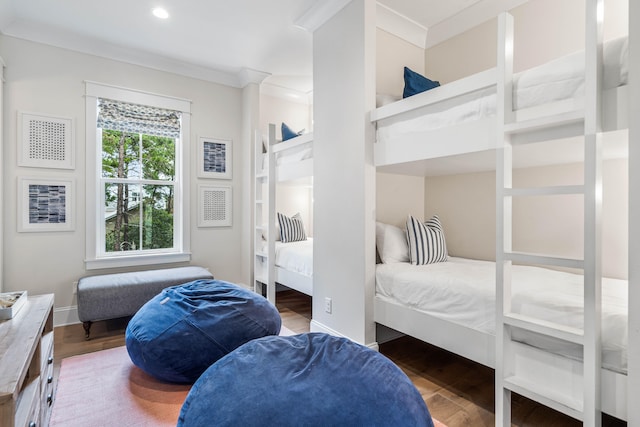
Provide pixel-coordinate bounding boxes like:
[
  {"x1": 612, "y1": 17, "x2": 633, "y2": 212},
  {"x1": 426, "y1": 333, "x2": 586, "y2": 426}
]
[{"x1": 39, "y1": 332, "x2": 54, "y2": 426}]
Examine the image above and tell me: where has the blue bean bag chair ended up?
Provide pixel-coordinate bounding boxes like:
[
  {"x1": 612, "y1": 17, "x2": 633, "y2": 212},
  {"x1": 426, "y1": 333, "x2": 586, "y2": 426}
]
[
  {"x1": 125, "y1": 279, "x2": 281, "y2": 384},
  {"x1": 177, "y1": 333, "x2": 434, "y2": 427}
]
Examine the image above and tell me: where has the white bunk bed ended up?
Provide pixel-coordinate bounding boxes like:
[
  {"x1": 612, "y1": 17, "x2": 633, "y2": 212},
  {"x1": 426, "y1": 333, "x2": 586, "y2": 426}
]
[
  {"x1": 371, "y1": 5, "x2": 629, "y2": 425},
  {"x1": 372, "y1": 39, "x2": 628, "y2": 170},
  {"x1": 254, "y1": 123, "x2": 313, "y2": 303}
]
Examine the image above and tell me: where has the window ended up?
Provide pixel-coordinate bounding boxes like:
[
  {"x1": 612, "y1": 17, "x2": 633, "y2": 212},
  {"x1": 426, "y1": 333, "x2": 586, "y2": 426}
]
[{"x1": 85, "y1": 82, "x2": 191, "y2": 269}]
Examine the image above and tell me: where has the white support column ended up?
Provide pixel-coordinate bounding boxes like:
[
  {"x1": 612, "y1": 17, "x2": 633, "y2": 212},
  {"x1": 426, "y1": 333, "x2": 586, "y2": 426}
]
[
  {"x1": 0, "y1": 57, "x2": 4, "y2": 293},
  {"x1": 242, "y1": 81, "x2": 262, "y2": 288},
  {"x1": 627, "y1": 0, "x2": 639, "y2": 423},
  {"x1": 311, "y1": 0, "x2": 377, "y2": 346},
  {"x1": 583, "y1": 0, "x2": 603, "y2": 425},
  {"x1": 267, "y1": 124, "x2": 277, "y2": 303},
  {"x1": 495, "y1": 12, "x2": 514, "y2": 427}
]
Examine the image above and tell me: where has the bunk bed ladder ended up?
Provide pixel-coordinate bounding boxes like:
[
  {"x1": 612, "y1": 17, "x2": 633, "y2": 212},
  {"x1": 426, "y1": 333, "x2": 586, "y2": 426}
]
[
  {"x1": 253, "y1": 126, "x2": 277, "y2": 303},
  {"x1": 495, "y1": 1, "x2": 603, "y2": 425}
]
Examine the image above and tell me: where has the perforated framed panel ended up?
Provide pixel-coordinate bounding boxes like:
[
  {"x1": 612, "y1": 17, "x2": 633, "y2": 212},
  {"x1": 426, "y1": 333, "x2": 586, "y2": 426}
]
[
  {"x1": 18, "y1": 111, "x2": 75, "y2": 169},
  {"x1": 198, "y1": 184, "x2": 232, "y2": 227}
]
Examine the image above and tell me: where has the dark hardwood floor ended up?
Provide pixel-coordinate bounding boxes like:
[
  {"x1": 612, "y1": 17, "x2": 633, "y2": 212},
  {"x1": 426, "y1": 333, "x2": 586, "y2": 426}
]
[{"x1": 54, "y1": 290, "x2": 626, "y2": 427}]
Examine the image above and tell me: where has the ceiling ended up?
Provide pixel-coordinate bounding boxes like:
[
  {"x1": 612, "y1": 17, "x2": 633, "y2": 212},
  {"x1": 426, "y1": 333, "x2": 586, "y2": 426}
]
[{"x1": 0, "y1": 0, "x2": 506, "y2": 99}]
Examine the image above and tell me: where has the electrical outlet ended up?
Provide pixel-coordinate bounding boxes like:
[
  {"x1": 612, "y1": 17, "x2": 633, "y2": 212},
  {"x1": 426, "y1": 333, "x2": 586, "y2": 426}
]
[{"x1": 324, "y1": 297, "x2": 332, "y2": 314}]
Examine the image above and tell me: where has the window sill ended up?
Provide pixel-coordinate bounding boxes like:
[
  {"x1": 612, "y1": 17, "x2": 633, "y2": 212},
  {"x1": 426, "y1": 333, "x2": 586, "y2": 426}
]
[{"x1": 85, "y1": 252, "x2": 191, "y2": 270}]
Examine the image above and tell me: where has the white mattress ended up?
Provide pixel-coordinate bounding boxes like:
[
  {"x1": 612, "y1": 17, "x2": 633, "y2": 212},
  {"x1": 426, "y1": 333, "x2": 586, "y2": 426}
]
[
  {"x1": 376, "y1": 257, "x2": 628, "y2": 373},
  {"x1": 377, "y1": 36, "x2": 629, "y2": 140},
  {"x1": 273, "y1": 238, "x2": 313, "y2": 278}
]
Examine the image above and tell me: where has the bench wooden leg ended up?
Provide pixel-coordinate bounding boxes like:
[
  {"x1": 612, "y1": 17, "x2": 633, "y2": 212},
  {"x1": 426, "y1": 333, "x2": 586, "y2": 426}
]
[{"x1": 82, "y1": 321, "x2": 92, "y2": 340}]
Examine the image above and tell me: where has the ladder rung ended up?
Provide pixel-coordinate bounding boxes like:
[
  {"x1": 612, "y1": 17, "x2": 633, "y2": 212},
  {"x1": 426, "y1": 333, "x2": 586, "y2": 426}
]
[
  {"x1": 504, "y1": 251, "x2": 584, "y2": 269},
  {"x1": 255, "y1": 199, "x2": 265, "y2": 204},
  {"x1": 503, "y1": 185, "x2": 584, "y2": 197},
  {"x1": 503, "y1": 313, "x2": 584, "y2": 344},
  {"x1": 255, "y1": 251, "x2": 268, "y2": 258},
  {"x1": 504, "y1": 109, "x2": 584, "y2": 135},
  {"x1": 503, "y1": 376, "x2": 584, "y2": 420}
]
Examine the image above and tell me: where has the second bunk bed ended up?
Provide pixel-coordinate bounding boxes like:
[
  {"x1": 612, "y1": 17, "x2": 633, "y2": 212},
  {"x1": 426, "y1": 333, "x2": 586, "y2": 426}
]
[
  {"x1": 371, "y1": 3, "x2": 629, "y2": 425},
  {"x1": 254, "y1": 123, "x2": 314, "y2": 303}
]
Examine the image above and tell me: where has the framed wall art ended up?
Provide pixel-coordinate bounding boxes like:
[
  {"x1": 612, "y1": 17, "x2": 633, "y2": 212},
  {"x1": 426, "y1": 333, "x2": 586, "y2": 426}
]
[
  {"x1": 197, "y1": 137, "x2": 232, "y2": 179},
  {"x1": 18, "y1": 111, "x2": 75, "y2": 170},
  {"x1": 198, "y1": 184, "x2": 232, "y2": 227},
  {"x1": 18, "y1": 177, "x2": 75, "y2": 232}
]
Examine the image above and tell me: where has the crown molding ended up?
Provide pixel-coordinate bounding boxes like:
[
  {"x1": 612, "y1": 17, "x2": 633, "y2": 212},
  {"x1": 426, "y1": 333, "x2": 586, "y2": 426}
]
[
  {"x1": 376, "y1": 3, "x2": 428, "y2": 49},
  {"x1": 260, "y1": 82, "x2": 312, "y2": 105},
  {"x1": 1, "y1": 20, "x2": 246, "y2": 87},
  {"x1": 294, "y1": 0, "x2": 352, "y2": 32},
  {"x1": 238, "y1": 68, "x2": 271, "y2": 88},
  {"x1": 425, "y1": 0, "x2": 528, "y2": 48}
]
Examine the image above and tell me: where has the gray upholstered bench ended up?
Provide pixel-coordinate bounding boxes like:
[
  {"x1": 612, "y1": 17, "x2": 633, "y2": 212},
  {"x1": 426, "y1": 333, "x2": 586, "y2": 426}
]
[{"x1": 77, "y1": 266, "x2": 213, "y2": 339}]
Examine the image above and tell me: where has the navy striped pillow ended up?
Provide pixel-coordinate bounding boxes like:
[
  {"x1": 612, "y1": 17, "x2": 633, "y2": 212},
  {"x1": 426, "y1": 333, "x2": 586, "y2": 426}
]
[
  {"x1": 406, "y1": 215, "x2": 448, "y2": 265},
  {"x1": 277, "y1": 212, "x2": 307, "y2": 243}
]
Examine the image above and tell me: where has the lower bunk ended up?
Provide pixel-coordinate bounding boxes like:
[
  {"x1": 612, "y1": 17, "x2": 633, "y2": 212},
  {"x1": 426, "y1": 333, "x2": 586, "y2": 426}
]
[
  {"x1": 258, "y1": 234, "x2": 313, "y2": 297},
  {"x1": 374, "y1": 256, "x2": 628, "y2": 421},
  {"x1": 273, "y1": 238, "x2": 313, "y2": 296}
]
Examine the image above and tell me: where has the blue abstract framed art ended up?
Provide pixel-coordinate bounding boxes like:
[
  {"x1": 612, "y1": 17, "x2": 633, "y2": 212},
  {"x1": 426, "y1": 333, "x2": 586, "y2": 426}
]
[
  {"x1": 18, "y1": 177, "x2": 75, "y2": 232},
  {"x1": 198, "y1": 137, "x2": 232, "y2": 179}
]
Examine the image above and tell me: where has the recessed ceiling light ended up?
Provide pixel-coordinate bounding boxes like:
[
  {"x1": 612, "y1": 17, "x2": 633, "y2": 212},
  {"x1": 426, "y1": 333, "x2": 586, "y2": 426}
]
[{"x1": 152, "y1": 7, "x2": 169, "y2": 19}]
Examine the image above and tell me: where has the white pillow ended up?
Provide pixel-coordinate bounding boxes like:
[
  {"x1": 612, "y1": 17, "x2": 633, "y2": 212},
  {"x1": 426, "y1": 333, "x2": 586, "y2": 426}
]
[
  {"x1": 376, "y1": 222, "x2": 409, "y2": 263},
  {"x1": 261, "y1": 224, "x2": 281, "y2": 241},
  {"x1": 376, "y1": 93, "x2": 401, "y2": 108}
]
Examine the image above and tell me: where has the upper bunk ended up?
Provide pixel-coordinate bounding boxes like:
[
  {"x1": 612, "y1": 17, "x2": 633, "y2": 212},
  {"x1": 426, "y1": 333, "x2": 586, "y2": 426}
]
[
  {"x1": 257, "y1": 123, "x2": 314, "y2": 183},
  {"x1": 370, "y1": 10, "x2": 629, "y2": 175}
]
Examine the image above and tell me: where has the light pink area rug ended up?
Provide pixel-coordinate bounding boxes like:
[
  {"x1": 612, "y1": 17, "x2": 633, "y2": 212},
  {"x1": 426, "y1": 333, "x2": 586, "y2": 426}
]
[
  {"x1": 51, "y1": 325, "x2": 445, "y2": 427},
  {"x1": 50, "y1": 345, "x2": 189, "y2": 426}
]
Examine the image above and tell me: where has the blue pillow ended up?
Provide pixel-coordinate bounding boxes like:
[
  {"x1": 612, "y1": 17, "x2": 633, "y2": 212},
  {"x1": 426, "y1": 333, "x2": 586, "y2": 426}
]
[
  {"x1": 403, "y1": 66, "x2": 440, "y2": 98},
  {"x1": 125, "y1": 279, "x2": 281, "y2": 384},
  {"x1": 281, "y1": 122, "x2": 302, "y2": 141},
  {"x1": 178, "y1": 333, "x2": 434, "y2": 427}
]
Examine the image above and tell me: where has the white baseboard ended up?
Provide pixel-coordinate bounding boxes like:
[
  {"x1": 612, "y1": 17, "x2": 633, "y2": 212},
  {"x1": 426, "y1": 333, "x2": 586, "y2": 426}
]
[
  {"x1": 310, "y1": 319, "x2": 379, "y2": 351},
  {"x1": 54, "y1": 305, "x2": 80, "y2": 327}
]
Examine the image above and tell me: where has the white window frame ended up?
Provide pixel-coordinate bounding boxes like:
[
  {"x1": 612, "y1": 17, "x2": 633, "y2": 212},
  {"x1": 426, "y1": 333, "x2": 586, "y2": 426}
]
[{"x1": 85, "y1": 81, "x2": 192, "y2": 269}]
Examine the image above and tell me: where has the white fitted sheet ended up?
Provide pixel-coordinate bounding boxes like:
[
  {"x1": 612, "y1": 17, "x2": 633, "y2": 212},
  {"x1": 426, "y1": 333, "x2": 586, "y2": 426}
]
[
  {"x1": 274, "y1": 238, "x2": 313, "y2": 278},
  {"x1": 377, "y1": 36, "x2": 629, "y2": 140},
  {"x1": 376, "y1": 257, "x2": 628, "y2": 373}
]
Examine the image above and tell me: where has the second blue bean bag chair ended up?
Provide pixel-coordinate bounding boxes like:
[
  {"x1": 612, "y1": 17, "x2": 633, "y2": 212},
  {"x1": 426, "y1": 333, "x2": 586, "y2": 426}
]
[{"x1": 178, "y1": 333, "x2": 434, "y2": 426}]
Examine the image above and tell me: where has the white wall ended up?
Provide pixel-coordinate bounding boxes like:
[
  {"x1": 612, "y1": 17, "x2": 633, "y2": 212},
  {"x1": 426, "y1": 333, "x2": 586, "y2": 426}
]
[
  {"x1": 374, "y1": 22, "x2": 427, "y2": 235},
  {"x1": 0, "y1": 35, "x2": 246, "y2": 321},
  {"x1": 376, "y1": 28, "x2": 425, "y2": 97},
  {"x1": 416, "y1": 0, "x2": 629, "y2": 280},
  {"x1": 424, "y1": 159, "x2": 628, "y2": 279},
  {"x1": 425, "y1": 0, "x2": 628, "y2": 84},
  {"x1": 424, "y1": 171, "x2": 496, "y2": 262},
  {"x1": 260, "y1": 94, "x2": 312, "y2": 141},
  {"x1": 376, "y1": 173, "x2": 425, "y2": 228},
  {"x1": 277, "y1": 183, "x2": 313, "y2": 237},
  {"x1": 313, "y1": 0, "x2": 376, "y2": 346}
]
